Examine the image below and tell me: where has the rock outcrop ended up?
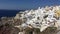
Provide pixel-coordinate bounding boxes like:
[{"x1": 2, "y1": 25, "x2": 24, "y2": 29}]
[{"x1": 0, "y1": 5, "x2": 60, "y2": 34}]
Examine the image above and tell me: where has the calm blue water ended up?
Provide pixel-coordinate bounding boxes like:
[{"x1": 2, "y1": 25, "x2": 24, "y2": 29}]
[{"x1": 0, "y1": 10, "x2": 24, "y2": 17}]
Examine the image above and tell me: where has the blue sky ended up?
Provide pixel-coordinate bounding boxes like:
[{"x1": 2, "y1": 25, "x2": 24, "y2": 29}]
[{"x1": 0, "y1": 0, "x2": 60, "y2": 10}]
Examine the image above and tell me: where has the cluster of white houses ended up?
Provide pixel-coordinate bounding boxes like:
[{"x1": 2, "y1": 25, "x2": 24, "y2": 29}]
[
  {"x1": 1, "y1": 6, "x2": 60, "y2": 34},
  {"x1": 14, "y1": 5, "x2": 60, "y2": 34}
]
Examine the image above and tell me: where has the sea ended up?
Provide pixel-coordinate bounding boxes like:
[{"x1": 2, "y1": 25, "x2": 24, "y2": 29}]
[{"x1": 0, "y1": 10, "x2": 24, "y2": 18}]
